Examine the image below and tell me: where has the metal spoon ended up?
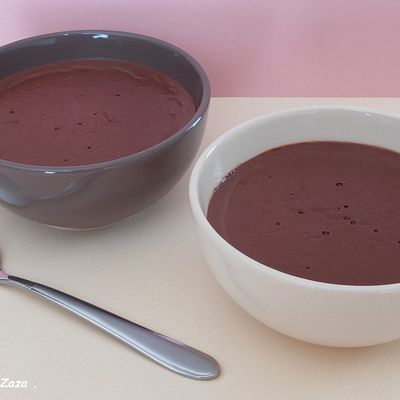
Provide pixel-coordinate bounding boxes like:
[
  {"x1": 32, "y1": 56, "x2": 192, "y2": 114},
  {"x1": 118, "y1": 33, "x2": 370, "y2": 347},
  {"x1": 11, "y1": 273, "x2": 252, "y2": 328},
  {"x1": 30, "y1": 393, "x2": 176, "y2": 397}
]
[{"x1": 0, "y1": 268, "x2": 220, "y2": 380}]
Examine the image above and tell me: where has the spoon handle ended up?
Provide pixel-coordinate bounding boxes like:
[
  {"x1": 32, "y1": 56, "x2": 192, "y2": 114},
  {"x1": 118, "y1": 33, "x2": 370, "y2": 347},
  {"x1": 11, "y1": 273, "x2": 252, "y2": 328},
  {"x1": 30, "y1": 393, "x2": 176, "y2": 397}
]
[{"x1": 6, "y1": 275, "x2": 220, "y2": 380}]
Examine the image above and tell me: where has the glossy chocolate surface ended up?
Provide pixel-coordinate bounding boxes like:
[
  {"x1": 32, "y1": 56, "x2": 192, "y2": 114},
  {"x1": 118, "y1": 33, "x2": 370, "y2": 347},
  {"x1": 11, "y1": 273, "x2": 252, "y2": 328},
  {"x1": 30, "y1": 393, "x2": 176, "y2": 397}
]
[
  {"x1": 208, "y1": 141, "x2": 400, "y2": 285},
  {"x1": 0, "y1": 59, "x2": 195, "y2": 166}
]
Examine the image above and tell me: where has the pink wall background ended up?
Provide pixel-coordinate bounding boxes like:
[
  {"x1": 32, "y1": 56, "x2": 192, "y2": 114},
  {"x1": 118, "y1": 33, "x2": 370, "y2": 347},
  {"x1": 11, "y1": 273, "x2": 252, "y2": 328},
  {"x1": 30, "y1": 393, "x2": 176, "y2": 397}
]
[{"x1": 2, "y1": 0, "x2": 400, "y2": 96}]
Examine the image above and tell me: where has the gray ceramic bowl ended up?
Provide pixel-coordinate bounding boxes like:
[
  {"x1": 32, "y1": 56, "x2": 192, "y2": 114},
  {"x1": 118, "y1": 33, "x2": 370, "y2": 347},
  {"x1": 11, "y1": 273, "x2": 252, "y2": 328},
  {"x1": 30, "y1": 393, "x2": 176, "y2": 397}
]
[{"x1": 0, "y1": 30, "x2": 210, "y2": 229}]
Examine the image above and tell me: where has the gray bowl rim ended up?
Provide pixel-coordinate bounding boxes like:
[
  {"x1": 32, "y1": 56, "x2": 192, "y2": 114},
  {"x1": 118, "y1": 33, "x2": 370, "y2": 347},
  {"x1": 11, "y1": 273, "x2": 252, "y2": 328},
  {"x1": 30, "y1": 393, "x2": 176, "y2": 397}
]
[{"x1": 0, "y1": 29, "x2": 211, "y2": 173}]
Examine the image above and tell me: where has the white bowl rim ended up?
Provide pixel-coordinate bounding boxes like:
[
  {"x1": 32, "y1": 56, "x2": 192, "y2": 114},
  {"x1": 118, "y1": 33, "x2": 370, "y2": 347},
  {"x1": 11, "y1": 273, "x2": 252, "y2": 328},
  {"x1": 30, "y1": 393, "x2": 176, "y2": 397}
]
[{"x1": 189, "y1": 105, "x2": 400, "y2": 293}]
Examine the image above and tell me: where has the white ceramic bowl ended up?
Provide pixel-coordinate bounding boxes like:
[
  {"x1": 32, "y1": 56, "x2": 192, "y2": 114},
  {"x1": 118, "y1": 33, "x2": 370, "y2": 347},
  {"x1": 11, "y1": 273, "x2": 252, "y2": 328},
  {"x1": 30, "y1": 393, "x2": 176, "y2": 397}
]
[{"x1": 189, "y1": 106, "x2": 400, "y2": 347}]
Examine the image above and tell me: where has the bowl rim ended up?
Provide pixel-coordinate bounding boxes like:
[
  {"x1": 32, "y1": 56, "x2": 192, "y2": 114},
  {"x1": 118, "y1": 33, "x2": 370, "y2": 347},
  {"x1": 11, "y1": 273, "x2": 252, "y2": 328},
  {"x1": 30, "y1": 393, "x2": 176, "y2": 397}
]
[
  {"x1": 0, "y1": 29, "x2": 210, "y2": 173},
  {"x1": 189, "y1": 104, "x2": 400, "y2": 293}
]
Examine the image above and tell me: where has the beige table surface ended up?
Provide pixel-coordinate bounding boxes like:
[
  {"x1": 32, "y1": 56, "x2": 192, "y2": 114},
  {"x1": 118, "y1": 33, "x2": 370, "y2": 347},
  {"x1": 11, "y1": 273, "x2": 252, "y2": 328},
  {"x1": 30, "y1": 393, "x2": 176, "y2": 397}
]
[{"x1": 2, "y1": 98, "x2": 400, "y2": 400}]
